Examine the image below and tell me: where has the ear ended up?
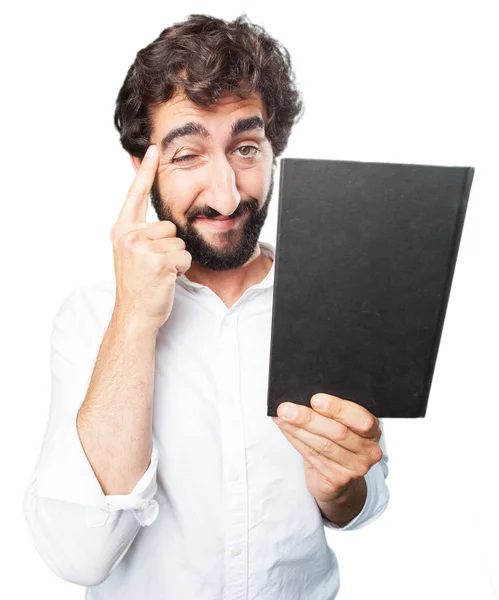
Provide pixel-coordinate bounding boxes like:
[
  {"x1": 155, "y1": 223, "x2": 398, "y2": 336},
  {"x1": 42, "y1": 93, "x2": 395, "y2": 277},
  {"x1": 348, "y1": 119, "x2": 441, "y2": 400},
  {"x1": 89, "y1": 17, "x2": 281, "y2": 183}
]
[{"x1": 129, "y1": 154, "x2": 142, "y2": 174}]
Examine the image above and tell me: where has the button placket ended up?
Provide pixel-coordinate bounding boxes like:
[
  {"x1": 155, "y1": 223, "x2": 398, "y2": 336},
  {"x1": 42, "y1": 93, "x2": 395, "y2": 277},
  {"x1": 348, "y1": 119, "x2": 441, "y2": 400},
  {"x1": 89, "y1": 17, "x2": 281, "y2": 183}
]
[{"x1": 216, "y1": 310, "x2": 249, "y2": 600}]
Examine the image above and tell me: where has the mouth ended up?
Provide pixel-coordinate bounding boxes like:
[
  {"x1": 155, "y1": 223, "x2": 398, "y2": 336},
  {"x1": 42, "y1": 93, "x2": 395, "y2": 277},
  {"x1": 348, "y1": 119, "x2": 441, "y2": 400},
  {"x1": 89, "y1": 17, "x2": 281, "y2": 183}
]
[{"x1": 194, "y1": 214, "x2": 243, "y2": 230}]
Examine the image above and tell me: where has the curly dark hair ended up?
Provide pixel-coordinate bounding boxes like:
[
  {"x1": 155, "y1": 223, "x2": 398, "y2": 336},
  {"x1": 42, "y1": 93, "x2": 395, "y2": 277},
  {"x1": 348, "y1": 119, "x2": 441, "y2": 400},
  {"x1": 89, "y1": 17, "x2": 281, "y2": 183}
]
[{"x1": 113, "y1": 13, "x2": 304, "y2": 162}]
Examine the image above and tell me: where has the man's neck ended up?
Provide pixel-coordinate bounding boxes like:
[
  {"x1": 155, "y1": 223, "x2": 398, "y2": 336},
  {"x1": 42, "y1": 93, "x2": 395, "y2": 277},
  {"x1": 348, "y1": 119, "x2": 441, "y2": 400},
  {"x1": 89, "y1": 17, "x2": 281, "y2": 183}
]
[{"x1": 184, "y1": 243, "x2": 273, "y2": 309}]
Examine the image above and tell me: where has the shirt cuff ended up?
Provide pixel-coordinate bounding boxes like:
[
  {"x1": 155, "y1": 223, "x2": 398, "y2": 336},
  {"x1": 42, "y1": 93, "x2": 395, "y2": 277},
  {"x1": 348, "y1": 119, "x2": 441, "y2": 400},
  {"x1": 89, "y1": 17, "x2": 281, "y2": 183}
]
[
  {"x1": 35, "y1": 409, "x2": 159, "y2": 528},
  {"x1": 105, "y1": 443, "x2": 160, "y2": 527}
]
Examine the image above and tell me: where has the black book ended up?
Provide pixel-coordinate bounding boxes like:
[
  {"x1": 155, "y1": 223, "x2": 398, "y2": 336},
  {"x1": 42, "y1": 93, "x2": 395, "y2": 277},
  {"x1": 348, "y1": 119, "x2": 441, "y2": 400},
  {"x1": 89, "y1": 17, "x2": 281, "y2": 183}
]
[{"x1": 266, "y1": 158, "x2": 474, "y2": 418}]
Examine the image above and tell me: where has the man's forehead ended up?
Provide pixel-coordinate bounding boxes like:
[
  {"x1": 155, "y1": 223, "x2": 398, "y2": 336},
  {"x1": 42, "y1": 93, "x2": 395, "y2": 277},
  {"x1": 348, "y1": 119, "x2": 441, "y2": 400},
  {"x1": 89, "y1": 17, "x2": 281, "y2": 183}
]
[{"x1": 150, "y1": 90, "x2": 268, "y2": 128}]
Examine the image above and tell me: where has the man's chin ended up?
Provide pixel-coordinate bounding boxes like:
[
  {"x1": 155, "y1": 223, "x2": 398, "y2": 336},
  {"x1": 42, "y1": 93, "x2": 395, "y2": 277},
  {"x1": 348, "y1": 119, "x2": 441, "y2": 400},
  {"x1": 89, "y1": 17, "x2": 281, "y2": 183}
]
[
  {"x1": 186, "y1": 235, "x2": 259, "y2": 271},
  {"x1": 193, "y1": 241, "x2": 248, "y2": 262}
]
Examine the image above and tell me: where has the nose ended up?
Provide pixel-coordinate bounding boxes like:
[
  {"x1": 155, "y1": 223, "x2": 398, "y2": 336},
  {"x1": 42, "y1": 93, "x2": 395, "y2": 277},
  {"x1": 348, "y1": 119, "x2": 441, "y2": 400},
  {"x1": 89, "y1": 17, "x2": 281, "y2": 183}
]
[{"x1": 202, "y1": 154, "x2": 241, "y2": 217}]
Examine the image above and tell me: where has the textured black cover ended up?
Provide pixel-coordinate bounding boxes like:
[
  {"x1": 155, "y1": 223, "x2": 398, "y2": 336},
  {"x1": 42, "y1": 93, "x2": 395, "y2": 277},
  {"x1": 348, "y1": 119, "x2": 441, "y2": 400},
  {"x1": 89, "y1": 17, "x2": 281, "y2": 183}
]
[{"x1": 266, "y1": 158, "x2": 474, "y2": 418}]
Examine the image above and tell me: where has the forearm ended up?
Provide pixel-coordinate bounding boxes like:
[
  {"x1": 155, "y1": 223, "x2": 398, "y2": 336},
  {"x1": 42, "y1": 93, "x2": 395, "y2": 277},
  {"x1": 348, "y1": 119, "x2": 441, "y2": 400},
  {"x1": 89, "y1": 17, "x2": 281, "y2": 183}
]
[
  {"x1": 76, "y1": 308, "x2": 158, "y2": 495},
  {"x1": 315, "y1": 476, "x2": 367, "y2": 528}
]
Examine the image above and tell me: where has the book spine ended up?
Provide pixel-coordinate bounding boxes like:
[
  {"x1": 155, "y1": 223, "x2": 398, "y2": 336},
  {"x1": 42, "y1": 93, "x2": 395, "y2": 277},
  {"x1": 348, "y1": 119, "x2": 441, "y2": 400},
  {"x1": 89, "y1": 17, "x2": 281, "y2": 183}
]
[{"x1": 420, "y1": 167, "x2": 475, "y2": 417}]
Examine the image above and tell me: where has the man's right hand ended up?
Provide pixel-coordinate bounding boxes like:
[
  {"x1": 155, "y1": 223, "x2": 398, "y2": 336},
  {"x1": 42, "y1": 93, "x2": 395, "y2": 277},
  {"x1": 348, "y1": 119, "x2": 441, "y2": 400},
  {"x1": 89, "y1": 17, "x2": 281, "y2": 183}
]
[{"x1": 109, "y1": 144, "x2": 192, "y2": 331}]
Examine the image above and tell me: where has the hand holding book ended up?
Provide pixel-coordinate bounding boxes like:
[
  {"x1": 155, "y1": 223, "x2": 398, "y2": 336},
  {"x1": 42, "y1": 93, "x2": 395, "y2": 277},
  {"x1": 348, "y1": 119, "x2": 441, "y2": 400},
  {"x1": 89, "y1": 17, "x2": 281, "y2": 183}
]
[{"x1": 272, "y1": 393, "x2": 382, "y2": 503}]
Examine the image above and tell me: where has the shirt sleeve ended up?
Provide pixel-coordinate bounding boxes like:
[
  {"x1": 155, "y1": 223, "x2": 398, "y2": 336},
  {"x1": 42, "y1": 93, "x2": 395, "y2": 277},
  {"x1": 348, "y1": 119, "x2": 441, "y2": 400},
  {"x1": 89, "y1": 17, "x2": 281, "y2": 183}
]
[
  {"x1": 22, "y1": 286, "x2": 159, "y2": 586},
  {"x1": 322, "y1": 417, "x2": 390, "y2": 532}
]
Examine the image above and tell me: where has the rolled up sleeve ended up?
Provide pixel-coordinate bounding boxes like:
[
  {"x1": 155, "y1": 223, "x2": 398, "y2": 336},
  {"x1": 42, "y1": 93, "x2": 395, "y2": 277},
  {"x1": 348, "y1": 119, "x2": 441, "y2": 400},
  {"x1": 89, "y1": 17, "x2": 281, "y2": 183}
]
[{"x1": 22, "y1": 286, "x2": 160, "y2": 586}]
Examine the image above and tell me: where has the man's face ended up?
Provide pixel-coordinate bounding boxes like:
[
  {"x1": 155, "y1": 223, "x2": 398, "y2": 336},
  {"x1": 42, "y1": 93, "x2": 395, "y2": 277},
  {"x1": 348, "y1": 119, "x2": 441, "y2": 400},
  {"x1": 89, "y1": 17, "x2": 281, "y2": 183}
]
[{"x1": 147, "y1": 90, "x2": 276, "y2": 271}]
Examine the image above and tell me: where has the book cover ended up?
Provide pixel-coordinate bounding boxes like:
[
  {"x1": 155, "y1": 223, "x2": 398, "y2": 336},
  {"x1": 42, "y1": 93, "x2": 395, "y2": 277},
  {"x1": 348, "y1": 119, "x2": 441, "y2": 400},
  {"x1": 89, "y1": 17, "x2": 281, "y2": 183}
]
[{"x1": 266, "y1": 158, "x2": 474, "y2": 418}]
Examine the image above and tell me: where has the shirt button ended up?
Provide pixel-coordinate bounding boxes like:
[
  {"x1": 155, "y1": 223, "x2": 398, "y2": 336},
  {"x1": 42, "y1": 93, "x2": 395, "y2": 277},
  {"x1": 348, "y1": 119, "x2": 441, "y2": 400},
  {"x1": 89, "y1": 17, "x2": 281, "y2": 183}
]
[
  {"x1": 229, "y1": 468, "x2": 239, "y2": 482},
  {"x1": 231, "y1": 546, "x2": 242, "y2": 557}
]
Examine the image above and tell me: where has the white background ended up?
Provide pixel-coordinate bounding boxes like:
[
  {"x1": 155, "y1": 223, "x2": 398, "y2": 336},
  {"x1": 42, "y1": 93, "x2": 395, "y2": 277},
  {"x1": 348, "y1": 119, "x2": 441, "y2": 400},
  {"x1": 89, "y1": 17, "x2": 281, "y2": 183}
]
[{"x1": 1, "y1": 1, "x2": 497, "y2": 598}]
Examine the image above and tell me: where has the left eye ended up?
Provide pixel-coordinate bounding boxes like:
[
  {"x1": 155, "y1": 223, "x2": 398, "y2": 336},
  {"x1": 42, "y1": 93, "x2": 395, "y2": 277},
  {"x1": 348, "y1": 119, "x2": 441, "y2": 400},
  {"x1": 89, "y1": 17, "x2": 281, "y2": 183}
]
[{"x1": 235, "y1": 145, "x2": 259, "y2": 158}]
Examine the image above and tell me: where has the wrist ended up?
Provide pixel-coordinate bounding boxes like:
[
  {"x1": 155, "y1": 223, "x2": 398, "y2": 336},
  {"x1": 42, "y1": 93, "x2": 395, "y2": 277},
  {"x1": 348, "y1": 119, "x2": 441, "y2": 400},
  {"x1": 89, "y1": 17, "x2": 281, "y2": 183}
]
[
  {"x1": 315, "y1": 477, "x2": 367, "y2": 527},
  {"x1": 318, "y1": 477, "x2": 361, "y2": 507},
  {"x1": 111, "y1": 308, "x2": 160, "y2": 338}
]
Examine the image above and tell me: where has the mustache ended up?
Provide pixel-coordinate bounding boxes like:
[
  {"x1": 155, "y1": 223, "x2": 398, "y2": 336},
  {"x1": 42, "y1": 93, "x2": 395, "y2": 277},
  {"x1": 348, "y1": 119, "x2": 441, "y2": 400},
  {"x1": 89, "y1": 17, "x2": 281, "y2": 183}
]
[{"x1": 190, "y1": 199, "x2": 259, "y2": 220}]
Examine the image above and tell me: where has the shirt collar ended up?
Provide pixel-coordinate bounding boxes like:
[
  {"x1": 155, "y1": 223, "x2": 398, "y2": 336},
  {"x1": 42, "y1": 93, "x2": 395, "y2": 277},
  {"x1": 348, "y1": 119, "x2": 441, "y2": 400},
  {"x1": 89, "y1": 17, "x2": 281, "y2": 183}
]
[{"x1": 177, "y1": 241, "x2": 275, "y2": 292}]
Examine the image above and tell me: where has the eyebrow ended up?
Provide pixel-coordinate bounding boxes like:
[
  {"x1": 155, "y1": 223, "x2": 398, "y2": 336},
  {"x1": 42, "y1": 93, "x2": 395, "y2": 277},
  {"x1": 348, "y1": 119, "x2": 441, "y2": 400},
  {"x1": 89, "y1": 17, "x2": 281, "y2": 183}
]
[{"x1": 159, "y1": 115, "x2": 266, "y2": 154}]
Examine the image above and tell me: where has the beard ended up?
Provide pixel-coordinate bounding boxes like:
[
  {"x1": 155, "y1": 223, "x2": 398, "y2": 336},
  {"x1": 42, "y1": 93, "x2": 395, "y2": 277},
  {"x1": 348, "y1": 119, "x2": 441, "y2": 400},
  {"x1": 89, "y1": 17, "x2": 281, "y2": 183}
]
[{"x1": 149, "y1": 169, "x2": 274, "y2": 271}]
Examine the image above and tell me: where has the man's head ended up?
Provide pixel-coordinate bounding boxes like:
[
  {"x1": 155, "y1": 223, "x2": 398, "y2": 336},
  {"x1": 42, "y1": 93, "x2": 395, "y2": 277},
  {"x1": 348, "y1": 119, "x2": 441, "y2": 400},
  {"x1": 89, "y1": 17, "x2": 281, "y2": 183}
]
[{"x1": 114, "y1": 13, "x2": 304, "y2": 271}]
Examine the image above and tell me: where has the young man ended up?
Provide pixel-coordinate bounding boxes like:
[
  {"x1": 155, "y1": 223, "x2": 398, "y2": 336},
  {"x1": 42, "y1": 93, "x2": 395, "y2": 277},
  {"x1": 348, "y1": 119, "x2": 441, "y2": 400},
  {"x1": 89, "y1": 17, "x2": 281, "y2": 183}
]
[{"x1": 23, "y1": 13, "x2": 389, "y2": 600}]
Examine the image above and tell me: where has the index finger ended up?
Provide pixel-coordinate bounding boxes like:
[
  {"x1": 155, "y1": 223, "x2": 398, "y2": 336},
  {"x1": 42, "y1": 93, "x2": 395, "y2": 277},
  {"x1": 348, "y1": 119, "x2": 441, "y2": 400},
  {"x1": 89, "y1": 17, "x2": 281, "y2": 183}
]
[
  {"x1": 311, "y1": 393, "x2": 380, "y2": 439},
  {"x1": 115, "y1": 144, "x2": 159, "y2": 232}
]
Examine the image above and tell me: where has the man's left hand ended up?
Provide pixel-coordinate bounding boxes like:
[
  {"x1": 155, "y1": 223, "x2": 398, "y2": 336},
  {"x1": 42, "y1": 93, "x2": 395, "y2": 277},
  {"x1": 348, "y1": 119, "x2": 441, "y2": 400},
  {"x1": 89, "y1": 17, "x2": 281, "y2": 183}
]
[{"x1": 272, "y1": 393, "x2": 383, "y2": 503}]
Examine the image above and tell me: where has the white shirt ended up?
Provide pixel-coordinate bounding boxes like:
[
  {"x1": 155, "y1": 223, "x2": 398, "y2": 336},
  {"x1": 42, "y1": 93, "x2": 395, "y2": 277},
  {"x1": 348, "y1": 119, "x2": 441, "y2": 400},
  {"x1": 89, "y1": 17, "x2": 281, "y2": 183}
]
[{"x1": 23, "y1": 240, "x2": 389, "y2": 600}]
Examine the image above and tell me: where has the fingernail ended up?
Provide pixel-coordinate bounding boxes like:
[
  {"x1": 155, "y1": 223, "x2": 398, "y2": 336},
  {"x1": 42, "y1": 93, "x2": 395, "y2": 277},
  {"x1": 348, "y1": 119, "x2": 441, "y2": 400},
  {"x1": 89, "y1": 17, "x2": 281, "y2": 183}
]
[
  {"x1": 280, "y1": 404, "x2": 298, "y2": 420},
  {"x1": 312, "y1": 395, "x2": 328, "y2": 409},
  {"x1": 146, "y1": 145, "x2": 157, "y2": 157}
]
